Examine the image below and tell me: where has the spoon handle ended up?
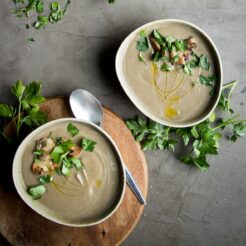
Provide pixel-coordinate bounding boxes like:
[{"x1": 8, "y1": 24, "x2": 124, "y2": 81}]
[{"x1": 124, "y1": 164, "x2": 147, "y2": 205}]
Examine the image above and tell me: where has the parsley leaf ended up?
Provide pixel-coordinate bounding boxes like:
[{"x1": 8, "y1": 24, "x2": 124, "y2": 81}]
[
  {"x1": 70, "y1": 157, "x2": 83, "y2": 170},
  {"x1": 0, "y1": 80, "x2": 47, "y2": 139},
  {"x1": 136, "y1": 31, "x2": 149, "y2": 52},
  {"x1": 152, "y1": 29, "x2": 165, "y2": 45},
  {"x1": 199, "y1": 55, "x2": 210, "y2": 70},
  {"x1": 28, "y1": 185, "x2": 46, "y2": 200},
  {"x1": 36, "y1": 0, "x2": 43, "y2": 13},
  {"x1": 0, "y1": 104, "x2": 15, "y2": 118},
  {"x1": 81, "y1": 138, "x2": 97, "y2": 152},
  {"x1": 175, "y1": 39, "x2": 187, "y2": 52},
  {"x1": 67, "y1": 123, "x2": 79, "y2": 137},
  {"x1": 199, "y1": 74, "x2": 217, "y2": 86},
  {"x1": 34, "y1": 15, "x2": 49, "y2": 29},
  {"x1": 38, "y1": 175, "x2": 53, "y2": 185},
  {"x1": 126, "y1": 81, "x2": 246, "y2": 172},
  {"x1": 230, "y1": 123, "x2": 246, "y2": 142},
  {"x1": 184, "y1": 62, "x2": 192, "y2": 75}
]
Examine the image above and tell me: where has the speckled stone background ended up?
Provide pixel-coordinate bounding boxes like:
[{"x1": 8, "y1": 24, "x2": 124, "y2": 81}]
[{"x1": 0, "y1": 0, "x2": 246, "y2": 245}]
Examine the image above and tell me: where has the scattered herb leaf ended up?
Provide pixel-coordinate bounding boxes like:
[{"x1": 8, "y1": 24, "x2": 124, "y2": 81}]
[
  {"x1": 81, "y1": 138, "x2": 96, "y2": 152},
  {"x1": 67, "y1": 123, "x2": 79, "y2": 137}
]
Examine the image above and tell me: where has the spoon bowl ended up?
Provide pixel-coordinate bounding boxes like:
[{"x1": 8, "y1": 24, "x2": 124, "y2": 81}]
[{"x1": 70, "y1": 89, "x2": 103, "y2": 126}]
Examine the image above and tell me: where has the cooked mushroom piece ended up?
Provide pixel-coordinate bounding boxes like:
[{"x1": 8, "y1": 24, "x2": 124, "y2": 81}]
[
  {"x1": 69, "y1": 145, "x2": 82, "y2": 157},
  {"x1": 186, "y1": 37, "x2": 198, "y2": 50},
  {"x1": 36, "y1": 138, "x2": 55, "y2": 153},
  {"x1": 149, "y1": 35, "x2": 161, "y2": 52},
  {"x1": 31, "y1": 159, "x2": 50, "y2": 175}
]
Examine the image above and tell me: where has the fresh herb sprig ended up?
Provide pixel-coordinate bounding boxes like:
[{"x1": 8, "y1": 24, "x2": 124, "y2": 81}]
[
  {"x1": 0, "y1": 80, "x2": 47, "y2": 140},
  {"x1": 12, "y1": 0, "x2": 72, "y2": 30},
  {"x1": 126, "y1": 81, "x2": 246, "y2": 171}
]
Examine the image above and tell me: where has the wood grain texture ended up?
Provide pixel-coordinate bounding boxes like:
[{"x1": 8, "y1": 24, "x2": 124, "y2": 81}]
[{"x1": 0, "y1": 97, "x2": 148, "y2": 246}]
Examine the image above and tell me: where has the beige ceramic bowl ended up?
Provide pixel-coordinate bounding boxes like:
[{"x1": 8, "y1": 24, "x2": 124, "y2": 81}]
[
  {"x1": 12, "y1": 118, "x2": 126, "y2": 227},
  {"x1": 116, "y1": 19, "x2": 223, "y2": 128}
]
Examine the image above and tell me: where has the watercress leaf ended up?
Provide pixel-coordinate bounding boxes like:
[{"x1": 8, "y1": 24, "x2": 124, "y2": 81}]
[
  {"x1": 12, "y1": 80, "x2": 25, "y2": 100},
  {"x1": 28, "y1": 184, "x2": 46, "y2": 200},
  {"x1": 81, "y1": 138, "x2": 96, "y2": 152},
  {"x1": 39, "y1": 175, "x2": 53, "y2": 185},
  {"x1": 0, "y1": 104, "x2": 15, "y2": 118},
  {"x1": 199, "y1": 55, "x2": 210, "y2": 71},
  {"x1": 67, "y1": 123, "x2": 79, "y2": 137}
]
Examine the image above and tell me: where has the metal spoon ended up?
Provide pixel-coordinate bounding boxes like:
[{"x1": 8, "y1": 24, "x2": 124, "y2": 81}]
[{"x1": 70, "y1": 89, "x2": 146, "y2": 205}]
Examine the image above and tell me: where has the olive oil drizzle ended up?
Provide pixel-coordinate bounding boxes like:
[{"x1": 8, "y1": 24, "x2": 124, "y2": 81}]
[{"x1": 151, "y1": 62, "x2": 197, "y2": 119}]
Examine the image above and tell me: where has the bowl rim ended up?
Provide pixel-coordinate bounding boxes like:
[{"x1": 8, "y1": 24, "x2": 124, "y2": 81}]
[
  {"x1": 115, "y1": 18, "x2": 223, "y2": 128},
  {"x1": 12, "y1": 118, "x2": 126, "y2": 227}
]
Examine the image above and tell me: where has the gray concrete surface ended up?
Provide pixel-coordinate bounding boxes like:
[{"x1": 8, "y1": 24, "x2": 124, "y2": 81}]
[{"x1": 0, "y1": 0, "x2": 246, "y2": 245}]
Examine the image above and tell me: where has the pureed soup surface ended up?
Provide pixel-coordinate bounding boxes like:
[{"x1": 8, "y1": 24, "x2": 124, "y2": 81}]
[
  {"x1": 123, "y1": 22, "x2": 220, "y2": 124},
  {"x1": 21, "y1": 121, "x2": 123, "y2": 224}
]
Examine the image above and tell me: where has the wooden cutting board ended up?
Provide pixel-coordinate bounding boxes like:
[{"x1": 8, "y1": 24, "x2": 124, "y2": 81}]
[{"x1": 0, "y1": 97, "x2": 148, "y2": 246}]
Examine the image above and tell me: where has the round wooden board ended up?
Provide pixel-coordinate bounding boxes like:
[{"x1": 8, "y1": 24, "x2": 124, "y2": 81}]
[{"x1": 0, "y1": 97, "x2": 148, "y2": 246}]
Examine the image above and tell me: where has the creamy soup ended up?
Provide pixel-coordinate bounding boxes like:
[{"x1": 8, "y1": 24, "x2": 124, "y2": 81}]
[
  {"x1": 21, "y1": 121, "x2": 124, "y2": 224},
  {"x1": 123, "y1": 22, "x2": 220, "y2": 124}
]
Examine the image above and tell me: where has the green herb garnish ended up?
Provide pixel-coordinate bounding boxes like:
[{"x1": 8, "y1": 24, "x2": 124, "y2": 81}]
[
  {"x1": 28, "y1": 184, "x2": 46, "y2": 200},
  {"x1": 136, "y1": 31, "x2": 149, "y2": 52},
  {"x1": 81, "y1": 138, "x2": 97, "y2": 152},
  {"x1": 0, "y1": 80, "x2": 47, "y2": 140},
  {"x1": 51, "y1": 140, "x2": 73, "y2": 163},
  {"x1": 199, "y1": 55, "x2": 210, "y2": 70},
  {"x1": 67, "y1": 123, "x2": 79, "y2": 137},
  {"x1": 199, "y1": 74, "x2": 217, "y2": 87},
  {"x1": 12, "y1": 0, "x2": 72, "y2": 31},
  {"x1": 38, "y1": 175, "x2": 53, "y2": 185},
  {"x1": 126, "y1": 81, "x2": 246, "y2": 171},
  {"x1": 175, "y1": 39, "x2": 187, "y2": 52}
]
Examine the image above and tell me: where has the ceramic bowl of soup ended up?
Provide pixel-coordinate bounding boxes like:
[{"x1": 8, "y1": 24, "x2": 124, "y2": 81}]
[
  {"x1": 116, "y1": 19, "x2": 223, "y2": 127},
  {"x1": 12, "y1": 118, "x2": 126, "y2": 227}
]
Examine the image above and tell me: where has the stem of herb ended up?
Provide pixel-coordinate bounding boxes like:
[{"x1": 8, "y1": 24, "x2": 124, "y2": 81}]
[
  {"x1": 222, "y1": 80, "x2": 238, "y2": 118},
  {"x1": 16, "y1": 101, "x2": 22, "y2": 137},
  {"x1": 212, "y1": 115, "x2": 246, "y2": 131}
]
